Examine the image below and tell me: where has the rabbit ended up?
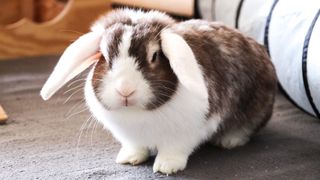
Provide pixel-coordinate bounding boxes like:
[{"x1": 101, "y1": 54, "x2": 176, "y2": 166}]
[{"x1": 40, "y1": 9, "x2": 277, "y2": 175}]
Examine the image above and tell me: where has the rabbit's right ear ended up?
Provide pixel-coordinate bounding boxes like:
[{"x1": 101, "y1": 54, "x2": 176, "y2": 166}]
[{"x1": 40, "y1": 32, "x2": 103, "y2": 100}]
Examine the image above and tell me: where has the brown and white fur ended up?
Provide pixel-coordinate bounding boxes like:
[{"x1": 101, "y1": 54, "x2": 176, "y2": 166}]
[{"x1": 40, "y1": 9, "x2": 277, "y2": 174}]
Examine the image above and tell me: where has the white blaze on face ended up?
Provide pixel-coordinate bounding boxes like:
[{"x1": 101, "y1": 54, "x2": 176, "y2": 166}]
[{"x1": 97, "y1": 27, "x2": 154, "y2": 109}]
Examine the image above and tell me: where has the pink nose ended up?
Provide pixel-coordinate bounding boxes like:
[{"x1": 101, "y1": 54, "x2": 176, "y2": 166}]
[{"x1": 116, "y1": 87, "x2": 135, "y2": 97}]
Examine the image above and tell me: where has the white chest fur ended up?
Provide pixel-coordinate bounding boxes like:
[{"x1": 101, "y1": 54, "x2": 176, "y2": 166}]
[{"x1": 84, "y1": 69, "x2": 221, "y2": 150}]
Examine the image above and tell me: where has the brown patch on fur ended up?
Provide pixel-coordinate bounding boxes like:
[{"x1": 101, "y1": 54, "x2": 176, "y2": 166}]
[
  {"x1": 92, "y1": 56, "x2": 108, "y2": 93},
  {"x1": 106, "y1": 25, "x2": 124, "y2": 66},
  {"x1": 170, "y1": 20, "x2": 277, "y2": 144},
  {"x1": 144, "y1": 50, "x2": 178, "y2": 110},
  {"x1": 128, "y1": 20, "x2": 178, "y2": 110}
]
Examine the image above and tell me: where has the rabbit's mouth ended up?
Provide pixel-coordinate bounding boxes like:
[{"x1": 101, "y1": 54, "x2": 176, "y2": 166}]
[{"x1": 119, "y1": 95, "x2": 137, "y2": 107}]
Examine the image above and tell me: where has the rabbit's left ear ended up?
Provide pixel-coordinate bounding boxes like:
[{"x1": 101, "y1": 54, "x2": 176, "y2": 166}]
[
  {"x1": 40, "y1": 32, "x2": 103, "y2": 100},
  {"x1": 160, "y1": 29, "x2": 208, "y2": 99}
]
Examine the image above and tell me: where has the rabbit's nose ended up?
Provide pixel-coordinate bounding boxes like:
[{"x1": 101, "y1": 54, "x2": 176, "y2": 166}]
[
  {"x1": 115, "y1": 79, "x2": 136, "y2": 98},
  {"x1": 116, "y1": 88, "x2": 135, "y2": 97}
]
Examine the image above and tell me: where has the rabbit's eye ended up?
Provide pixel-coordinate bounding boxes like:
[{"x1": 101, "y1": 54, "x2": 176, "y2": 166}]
[{"x1": 151, "y1": 51, "x2": 158, "y2": 63}]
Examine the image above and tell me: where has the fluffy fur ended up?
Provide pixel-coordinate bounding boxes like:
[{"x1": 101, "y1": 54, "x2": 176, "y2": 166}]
[{"x1": 41, "y1": 9, "x2": 277, "y2": 175}]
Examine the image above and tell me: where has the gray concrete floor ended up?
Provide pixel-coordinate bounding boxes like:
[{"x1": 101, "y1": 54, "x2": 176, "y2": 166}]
[{"x1": 1, "y1": 56, "x2": 320, "y2": 179}]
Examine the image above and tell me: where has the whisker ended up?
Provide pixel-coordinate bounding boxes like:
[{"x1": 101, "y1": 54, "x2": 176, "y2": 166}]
[
  {"x1": 67, "y1": 78, "x2": 103, "y2": 89},
  {"x1": 150, "y1": 84, "x2": 182, "y2": 97},
  {"x1": 76, "y1": 115, "x2": 92, "y2": 158},
  {"x1": 65, "y1": 99, "x2": 86, "y2": 117},
  {"x1": 66, "y1": 107, "x2": 89, "y2": 119},
  {"x1": 63, "y1": 88, "x2": 83, "y2": 104},
  {"x1": 150, "y1": 80, "x2": 178, "y2": 85},
  {"x1": 80, "y1": 115, "x2": 92, "y2": 131},
  {"x1": 63, "y1": 84, "x2": 85, "y2": 95},
  {"x1": 154, "y1": 92, "x2": 176, "y2": 99},
  {"x1": 90, "y1": 119, "x2": 99, "y2": 146},
  {"x1": 150, "y1": 84, "x2": 177, "y2": 92},
  {"x1": 85, "y1": 117, "x2": 95, "y2": 138},
  {"x1": 67, "y1": 78, "x2": 87, "y2": 88}
]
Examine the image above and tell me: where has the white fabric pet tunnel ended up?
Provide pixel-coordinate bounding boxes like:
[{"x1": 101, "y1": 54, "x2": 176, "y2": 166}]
[{"x1": 210, "y1": 0, "x2": 320, "y2": 119}]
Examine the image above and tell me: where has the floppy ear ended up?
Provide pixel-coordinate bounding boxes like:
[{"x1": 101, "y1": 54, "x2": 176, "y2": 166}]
[
  {"x1": 40, "y1": 32, "x2": 103, "y2": 100},
  {"x1": 160, "y1": 29, "x2": 208, "y2": 99}
]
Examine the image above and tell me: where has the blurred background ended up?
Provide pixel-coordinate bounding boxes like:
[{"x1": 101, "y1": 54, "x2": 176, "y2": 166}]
[
  {"x1": 0, "y1": 0, "x2": 109, "y2": 60},
  {"x1": 0, "y1": 0, "x2": 195, "y2": 60}
]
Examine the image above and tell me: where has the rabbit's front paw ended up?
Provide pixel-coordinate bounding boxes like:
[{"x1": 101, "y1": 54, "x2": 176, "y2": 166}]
[
  {"x1": 116, "y1": 146, "x2": 149, "y2": 165},
  {"x1": 153, "y1": 154, "x2": 187, "y2": 175}
]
